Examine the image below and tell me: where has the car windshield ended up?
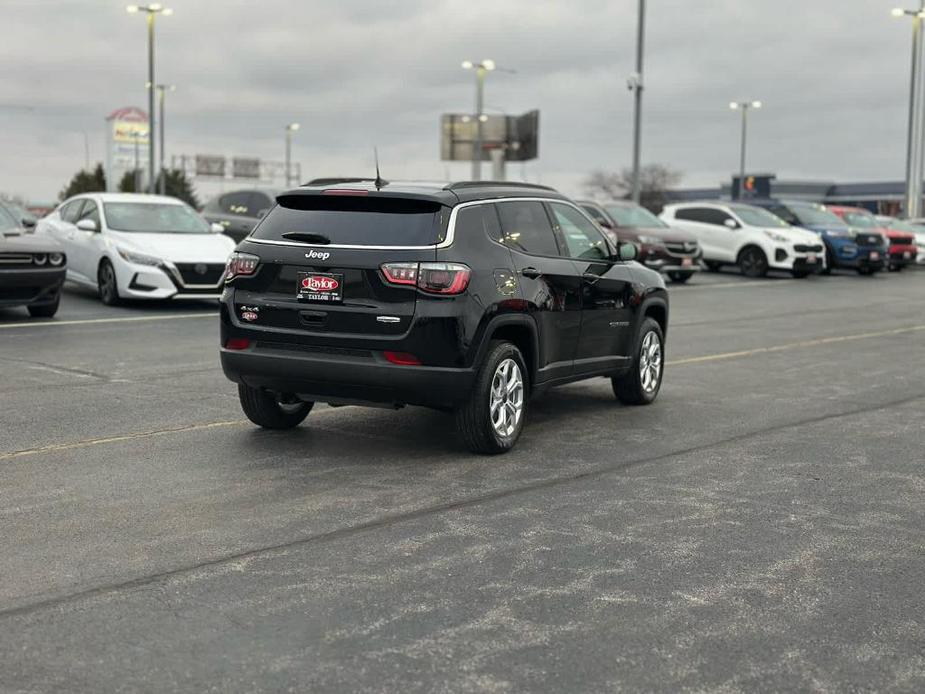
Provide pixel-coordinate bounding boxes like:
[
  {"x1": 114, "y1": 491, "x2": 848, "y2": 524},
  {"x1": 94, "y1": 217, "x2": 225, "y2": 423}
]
[
  {"x1": 103, "y1": 202, "x2": 211, "y2": 233},
  {"x1": 604, "y1": 204, "x2": 668, "y2": 228},
  {"x1": 841, "y1": 211, "x2": 878, "y2": 228},
  {"x1": 0, "y1": 203, "x2": 20, "y2": 232},
  {"x1": 885, "y1": 219, "x2": 923, "y2": 233},
  {"x1": 732, "y1": 205, "x2": 790, "y2": 228},
  {"x1": 790, "y1": 204, "x2": 847, "y2": 227}
]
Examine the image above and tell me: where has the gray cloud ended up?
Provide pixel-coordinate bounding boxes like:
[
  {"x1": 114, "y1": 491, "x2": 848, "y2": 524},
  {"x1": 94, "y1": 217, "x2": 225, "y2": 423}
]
[{"x1": 0, "y1": 0, "x2": 916, "y2": 202}]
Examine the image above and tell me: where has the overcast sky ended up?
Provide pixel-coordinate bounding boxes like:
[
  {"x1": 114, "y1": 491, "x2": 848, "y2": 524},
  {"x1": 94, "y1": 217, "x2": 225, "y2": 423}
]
[{"x1": 0, "y1": 0, "x2": 916, "y2": 203}]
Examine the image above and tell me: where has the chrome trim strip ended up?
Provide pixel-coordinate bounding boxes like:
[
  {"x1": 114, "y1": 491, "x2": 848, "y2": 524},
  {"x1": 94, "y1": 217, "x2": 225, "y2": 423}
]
[{"x1": 376, "y1": 316, "x2": 401, "y2": 323}]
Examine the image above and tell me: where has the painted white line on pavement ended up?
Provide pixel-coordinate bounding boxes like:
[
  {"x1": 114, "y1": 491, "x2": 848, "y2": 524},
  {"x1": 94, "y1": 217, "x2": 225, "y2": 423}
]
[
  {"x1": 668, "y1": 324, "x2": 925, "y2": 366},
  {"x1": 0, "y1": 313, "x2": 217, "y2": 330},
  {"x1": 4, "y1": 323, "x2": 924, "y2": 461}
]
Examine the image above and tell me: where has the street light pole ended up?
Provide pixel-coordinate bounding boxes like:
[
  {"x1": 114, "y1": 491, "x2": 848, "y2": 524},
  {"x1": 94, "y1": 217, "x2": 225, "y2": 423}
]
[
  {"x1": 155, "y1": 84, "x2": 175, "y2": 195},
  {"x1": 894, "y1": 5, "x2": 925, "y2": 217},
  {"x1": 127, "y1": 4, "x2": 172, "y2": 195},
  {"x1": 462, "y1": 59, "x2": 496, "y2": 181},
  {"x1": 285, "y1": 123, "x2": 300, "y2": 187},
  {"x1": 729, "y1": 100, "x2": 762, "y2": 199},
  {"x1": 629, "y1": 0, "x2": 646, "y2": 204}
]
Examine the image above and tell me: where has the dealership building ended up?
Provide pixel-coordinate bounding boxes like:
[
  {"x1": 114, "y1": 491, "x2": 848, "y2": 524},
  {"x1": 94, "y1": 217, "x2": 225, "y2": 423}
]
[{"x1": 666, "y1": 175, "x2": 915, "y2": 216}]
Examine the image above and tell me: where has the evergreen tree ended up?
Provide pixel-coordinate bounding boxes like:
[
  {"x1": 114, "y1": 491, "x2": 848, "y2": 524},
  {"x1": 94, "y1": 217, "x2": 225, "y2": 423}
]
[{"x1": 59, "y1": 163, "x2": 106, "y2": 200}]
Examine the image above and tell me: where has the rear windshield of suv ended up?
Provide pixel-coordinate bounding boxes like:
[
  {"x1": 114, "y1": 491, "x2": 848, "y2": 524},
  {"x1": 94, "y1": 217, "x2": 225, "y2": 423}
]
[{"x1": 252, "y1": 194, "x2": 449, "y2": 247}]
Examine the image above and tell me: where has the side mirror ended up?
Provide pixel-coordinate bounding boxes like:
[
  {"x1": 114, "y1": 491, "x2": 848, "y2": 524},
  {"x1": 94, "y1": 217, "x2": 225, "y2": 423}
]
[
  {"x1": 598, "y1": 219, "x2": 614, "y2": 230},
  {"x1": 21, "y1": 217, "x2": 36, "y2": 229},
  {"x1": 76, "y1": 219, "x2": 98, "y2": 232},
  {"x1": 615, "y1": 242, "x2": 638, "y2": 262},
  {"x1": 724, "y1": 219, "x2": 739, "y2": 229},
  {"x1": 210, "y1": 222, "x2": 225, "y2": 233}
]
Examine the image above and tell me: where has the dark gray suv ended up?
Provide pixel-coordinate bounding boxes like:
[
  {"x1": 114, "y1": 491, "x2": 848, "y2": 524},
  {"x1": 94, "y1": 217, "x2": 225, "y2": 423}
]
[{"x1": 202, "y1": 189, "x2": 280, "y2": 243}]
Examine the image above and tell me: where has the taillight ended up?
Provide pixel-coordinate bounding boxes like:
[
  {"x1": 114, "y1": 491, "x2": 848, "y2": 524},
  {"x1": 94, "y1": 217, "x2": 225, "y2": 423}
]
[
  {"x1": 380, "y1": 262, "x2": 471, "y2": 295},
  {"x1": 225, "y1": 338, "x2": 251, "y2": 350},
  {"x1": 225, "y1": 252, "x2": 260, "y2": 282}
]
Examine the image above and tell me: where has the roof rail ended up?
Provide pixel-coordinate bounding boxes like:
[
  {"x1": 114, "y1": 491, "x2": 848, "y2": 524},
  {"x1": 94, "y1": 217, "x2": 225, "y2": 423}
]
[{"x1": 446, "y1": 181, "x2": 556, "y2": 192}]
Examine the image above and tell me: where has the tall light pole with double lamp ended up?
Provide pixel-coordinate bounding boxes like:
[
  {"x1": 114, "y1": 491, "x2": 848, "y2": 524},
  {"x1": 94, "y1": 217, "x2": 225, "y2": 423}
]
[
  {"x1": 153, "y1": 83, "x2": 175, "y2": 194},
  {"x1": 126, "y1": 3, "x2": 172, "y2": 194},
  {"x1": 461, "y1": 59, "x2": 496, "y2": 181},
  {"x1": 893, "y1": 5, "x2": 925, "y2": 217},
  {"x1": 729, "y1": 100, "x2": 762, "y2": 199},
  {"x1": 285, "y1": 123, "x2": 300, "y2": 187}
]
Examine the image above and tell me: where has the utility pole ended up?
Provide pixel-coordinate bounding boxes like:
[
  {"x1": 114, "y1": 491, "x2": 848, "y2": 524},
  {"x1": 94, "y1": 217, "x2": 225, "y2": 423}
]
[
  {"x1": 894, "y1": 4, "x2": 925, "y2": 217},
  {"x1": 461, "y1": 60, "x2": 496, "y2": 181},
  {"x1": 729, "y1": 101, "x2": 762, "y2": 199},
  {"x1": 629, "y1": 0, "x2": 646, "y2": 204}
]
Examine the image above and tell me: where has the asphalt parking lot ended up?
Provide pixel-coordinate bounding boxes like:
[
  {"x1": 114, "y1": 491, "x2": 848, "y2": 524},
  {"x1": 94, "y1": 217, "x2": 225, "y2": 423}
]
[{"x1": 2, "y1": 268, "x2": 924, "y2": 692}]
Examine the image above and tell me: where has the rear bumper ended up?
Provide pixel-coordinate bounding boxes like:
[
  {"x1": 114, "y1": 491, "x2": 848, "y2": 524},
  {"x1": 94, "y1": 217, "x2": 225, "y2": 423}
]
[
  {"x1": 0, "y1": 266, "x2": 66, "y2": 307},
  {"x1": 221, "y1": 345, "x2": 476, "y2": 408}
]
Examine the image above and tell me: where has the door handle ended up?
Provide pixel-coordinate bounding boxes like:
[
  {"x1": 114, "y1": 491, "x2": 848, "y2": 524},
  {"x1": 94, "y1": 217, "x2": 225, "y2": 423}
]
[{"x1": 520, "y1": 267, "x2": 541, "y2": 279}]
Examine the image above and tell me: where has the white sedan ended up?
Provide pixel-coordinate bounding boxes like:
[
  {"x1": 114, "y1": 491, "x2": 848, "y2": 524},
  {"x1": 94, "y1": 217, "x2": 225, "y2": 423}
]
[
  {"x1": 37, "y1": 193, "x2": 236, "y2": 304},
  {"x1": 660, "y1": 201, "x2": 826, "y2": 278}
]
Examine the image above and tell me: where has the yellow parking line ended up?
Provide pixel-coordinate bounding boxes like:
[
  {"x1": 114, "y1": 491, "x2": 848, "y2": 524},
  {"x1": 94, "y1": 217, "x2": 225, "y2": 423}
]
[
  {"x1": 0, "y1": 420, "x2": 244, "y2": 461},
  {"x1": 3, "y1": 323, "x2": 923, "y2": 461},
  {"x1": 0, "y1": 313, "x2": 217, "y2": 330},
  {"x1": 668, "y1": 324, "x2": 925, "y2": 366}
]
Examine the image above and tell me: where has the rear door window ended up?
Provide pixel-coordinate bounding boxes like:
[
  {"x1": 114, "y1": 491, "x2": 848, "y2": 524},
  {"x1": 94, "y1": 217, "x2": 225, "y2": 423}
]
[
  {"x1": 495, "y1": 201, "x2": 561, "y2": 257},
  {"x1": 675, "y1": 207, "x2": 731, "y2": 226},
  {"x1": 251, "y1": 194, "x2": 449, "y2": 247}
]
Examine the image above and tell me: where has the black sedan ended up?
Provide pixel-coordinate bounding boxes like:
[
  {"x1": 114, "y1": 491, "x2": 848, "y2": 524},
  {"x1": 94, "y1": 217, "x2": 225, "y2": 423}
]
[{"x1": 0, "y1": 201, "x2": 66, "y2": 318}]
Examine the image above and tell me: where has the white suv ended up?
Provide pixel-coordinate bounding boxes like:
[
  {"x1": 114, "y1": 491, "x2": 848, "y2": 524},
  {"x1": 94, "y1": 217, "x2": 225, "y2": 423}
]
[{"x1": 660, "y1": 202, "x2": 825, "y2": 278}]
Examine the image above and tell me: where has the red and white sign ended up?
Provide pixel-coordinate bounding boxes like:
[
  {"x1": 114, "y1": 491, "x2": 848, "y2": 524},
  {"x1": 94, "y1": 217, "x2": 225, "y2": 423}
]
[{"x1": 301, "y1": 276, "x2": 339, "y2": 292}]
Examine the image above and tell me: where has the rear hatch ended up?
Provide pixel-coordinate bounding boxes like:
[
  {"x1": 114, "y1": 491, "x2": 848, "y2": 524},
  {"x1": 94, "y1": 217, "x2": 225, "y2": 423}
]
[{"x1": 232, "y1": 193, "x2": 450, "y2": 338}]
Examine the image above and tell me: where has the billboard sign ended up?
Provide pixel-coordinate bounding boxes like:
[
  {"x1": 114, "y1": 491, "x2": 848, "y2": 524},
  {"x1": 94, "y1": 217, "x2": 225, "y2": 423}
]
[
  {"x1": 195, "y1": 155, "x2": 227, "y2": 178},
  {"x1": 105, "y1": 106, "x2": 149, "y2": 191},
  {"x1": 441, "y1": 109, "x2": 539, "y2": 162},
  {"x1": 232, "y1": 157, "x2": 261, "y2": 179}
]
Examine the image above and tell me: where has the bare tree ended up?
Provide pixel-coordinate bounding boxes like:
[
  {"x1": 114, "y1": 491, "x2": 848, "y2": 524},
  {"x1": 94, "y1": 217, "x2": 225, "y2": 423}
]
[{"x1": 583, "y1": 164, "x2": 682, "y2": 212}]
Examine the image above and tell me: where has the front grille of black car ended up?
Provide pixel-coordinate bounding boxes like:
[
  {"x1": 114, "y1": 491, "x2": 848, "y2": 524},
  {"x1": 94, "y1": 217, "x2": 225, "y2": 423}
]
[
  {"x1": 855, "y1": 234, "x2": 883, "y2": 247},
  {"x1": 664, "y1": 242, "x2": 698, "y2": 256},
  {"x1": 173, "y1": 263, "x2": 225, "y2": 286},
  {"x1": 794, "y1": 244, "x2": 824, "y2": 253}
]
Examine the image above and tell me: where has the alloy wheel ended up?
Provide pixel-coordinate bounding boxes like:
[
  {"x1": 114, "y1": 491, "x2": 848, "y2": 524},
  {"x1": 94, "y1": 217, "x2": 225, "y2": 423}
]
[
  {"x1": 638, "y1": 331, "x2": 662, "y2": 394},
  {"x1": 489, "y1": 358, "x2": 524, "y2": 438}
]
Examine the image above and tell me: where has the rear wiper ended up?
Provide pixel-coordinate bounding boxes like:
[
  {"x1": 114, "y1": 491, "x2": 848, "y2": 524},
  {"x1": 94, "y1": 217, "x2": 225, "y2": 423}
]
[{"x1": 282, "y1": 231, "x2": 331, "y2": 245}]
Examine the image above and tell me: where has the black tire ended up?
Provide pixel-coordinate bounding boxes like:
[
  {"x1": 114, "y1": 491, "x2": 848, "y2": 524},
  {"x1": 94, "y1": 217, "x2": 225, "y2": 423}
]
[
  {"x1": 238, "y1": 384, "x2": 313, "y2": 429},
  {"x1": 455, "y1": 340, "x2": 528, "y2": 455},
  {"x1": 28, "y1": 297, "x2": 59, "y2": 318},
  {"x1": 704, "y1": 261, "x2": 723, "y2": 272},
  {"x1": 612, "y1": 317, "x2": 664, "y2": 406},
  {"x1": 737, "y1": 246, "x2": 769, "y2": 278},
  {"x1": 98, "y1": 259, "x2": 121, "y2": 306},
  {"x1": 667, "y1": 271, "x2": 693, "y2": 284}
]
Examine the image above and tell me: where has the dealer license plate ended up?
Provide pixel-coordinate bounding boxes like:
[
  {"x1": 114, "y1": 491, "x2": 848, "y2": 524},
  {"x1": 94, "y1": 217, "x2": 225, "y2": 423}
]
[{"x1": 297, "y1": 272, "x2": 344, "y2": 303}]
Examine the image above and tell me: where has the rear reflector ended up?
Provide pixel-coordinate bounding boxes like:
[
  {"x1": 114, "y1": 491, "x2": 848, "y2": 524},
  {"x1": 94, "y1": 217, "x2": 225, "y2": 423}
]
[
  {"x1": 384, "y1": 351, "x2": 421, "y2": 366},
  {"x1": 225, "y1": 338, "x2": 251, "y2": 350}
]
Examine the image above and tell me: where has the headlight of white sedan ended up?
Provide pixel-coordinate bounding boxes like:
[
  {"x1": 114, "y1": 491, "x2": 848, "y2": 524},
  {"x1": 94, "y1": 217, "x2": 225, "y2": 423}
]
[{"x1": 117, "y1": 247, "x2": 162, "y2": 266}]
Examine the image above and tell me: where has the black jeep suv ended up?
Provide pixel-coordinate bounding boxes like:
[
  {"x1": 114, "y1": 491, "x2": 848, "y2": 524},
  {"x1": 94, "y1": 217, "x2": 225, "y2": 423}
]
[{"x1": 220, "y1": 180, "x2": 669, "y2": 454}]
